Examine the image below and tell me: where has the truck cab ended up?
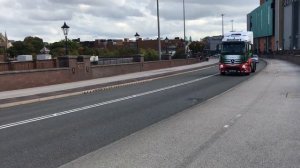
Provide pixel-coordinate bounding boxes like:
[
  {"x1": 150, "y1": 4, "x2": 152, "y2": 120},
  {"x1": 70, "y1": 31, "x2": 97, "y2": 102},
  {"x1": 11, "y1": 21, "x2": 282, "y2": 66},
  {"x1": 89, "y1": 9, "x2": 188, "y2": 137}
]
[{"x1": 219, "y1": 31, "x2": 256, "y2": 75}]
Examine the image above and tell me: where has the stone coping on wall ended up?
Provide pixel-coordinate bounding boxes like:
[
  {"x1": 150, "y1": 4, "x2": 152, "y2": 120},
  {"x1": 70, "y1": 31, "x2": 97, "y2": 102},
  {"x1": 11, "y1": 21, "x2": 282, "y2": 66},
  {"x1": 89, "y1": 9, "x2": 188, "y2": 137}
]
[{"x1": 0, "y1": 67, "x2": 70, "y2": 75}]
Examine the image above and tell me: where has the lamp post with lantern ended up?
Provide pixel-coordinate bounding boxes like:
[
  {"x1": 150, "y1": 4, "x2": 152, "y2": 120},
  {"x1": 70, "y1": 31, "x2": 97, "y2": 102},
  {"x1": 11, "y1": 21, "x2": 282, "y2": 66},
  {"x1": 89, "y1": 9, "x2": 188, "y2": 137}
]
[
  {"x1": 134, "y1": 32, "x2": 140, "y2": 54},
  {"x1": 165, "y1": 37, "x2": 169, "y2": 54},
  {"x1": 61, "y1": 22, "x2": 70, "y2": 55}
]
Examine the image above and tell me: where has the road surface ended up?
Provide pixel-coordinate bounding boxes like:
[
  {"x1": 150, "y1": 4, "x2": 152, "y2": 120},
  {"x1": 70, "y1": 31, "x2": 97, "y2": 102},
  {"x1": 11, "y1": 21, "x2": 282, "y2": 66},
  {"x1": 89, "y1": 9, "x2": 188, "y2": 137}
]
[{"x1": 0, "y1": 62, "x2": 266, "y2": 168}]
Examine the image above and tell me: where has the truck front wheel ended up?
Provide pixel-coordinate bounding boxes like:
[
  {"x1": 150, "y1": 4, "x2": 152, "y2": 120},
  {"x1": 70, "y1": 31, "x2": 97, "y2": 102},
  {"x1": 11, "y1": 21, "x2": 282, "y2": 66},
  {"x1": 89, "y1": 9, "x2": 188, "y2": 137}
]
[{"x1": 251, "y1": 63, "x2": 256, "y2": 73}]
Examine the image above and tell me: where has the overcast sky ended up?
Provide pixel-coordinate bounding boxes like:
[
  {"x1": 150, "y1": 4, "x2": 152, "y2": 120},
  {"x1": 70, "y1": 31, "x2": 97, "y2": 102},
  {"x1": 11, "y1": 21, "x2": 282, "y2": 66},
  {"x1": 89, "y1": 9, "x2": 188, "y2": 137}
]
[{"x1": 0, "y1": 0, "x2": 259, "y2": 43}]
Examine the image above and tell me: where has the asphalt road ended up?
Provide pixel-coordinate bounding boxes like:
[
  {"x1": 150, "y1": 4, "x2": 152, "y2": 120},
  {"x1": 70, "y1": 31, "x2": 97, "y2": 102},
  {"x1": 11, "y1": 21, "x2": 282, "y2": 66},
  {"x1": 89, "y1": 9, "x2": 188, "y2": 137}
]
[{"x1": 0, "y1": 62, "x2": 266, "y2": 168}]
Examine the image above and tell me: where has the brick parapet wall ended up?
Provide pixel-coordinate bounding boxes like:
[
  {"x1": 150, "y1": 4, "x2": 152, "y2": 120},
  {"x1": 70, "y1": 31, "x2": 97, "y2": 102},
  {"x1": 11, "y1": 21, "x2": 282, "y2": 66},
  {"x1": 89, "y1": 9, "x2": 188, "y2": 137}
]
[
  {"x1": 0, "y1": 59, "x2": 57, "y2": 72},
  {"x1": 0, "y1": 68, "x2": 72, "y2": 91},
  {"x1": 271, "y1": 55, "x2": 300, "y2": 66},
  {"x1": 91, "y1": 63, "x2": 141, "y2": 79},
  {"x1": 0, "y1": 55, "x2": 4, "y2": 62},
  {"x1": 0, "y1": 58, "x2": 202, "y2": 92}
]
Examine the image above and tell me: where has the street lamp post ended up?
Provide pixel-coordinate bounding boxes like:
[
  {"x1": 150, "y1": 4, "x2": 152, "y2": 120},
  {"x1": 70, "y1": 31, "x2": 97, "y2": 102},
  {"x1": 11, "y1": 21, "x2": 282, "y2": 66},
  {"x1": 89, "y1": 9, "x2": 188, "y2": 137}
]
[
  {"x1": 165, "y1": 37, "x2": 169, "y2": 54},
  {"x1": 61, "y1": 22, "x2": 70, "y2": 55},
  {"x1": 135, "y1": 32, "x2": 140, "y2": 54}
]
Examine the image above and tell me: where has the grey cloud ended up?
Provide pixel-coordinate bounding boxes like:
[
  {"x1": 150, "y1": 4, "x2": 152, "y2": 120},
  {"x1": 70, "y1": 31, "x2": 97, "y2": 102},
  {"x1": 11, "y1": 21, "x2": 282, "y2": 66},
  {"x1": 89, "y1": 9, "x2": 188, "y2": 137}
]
[
  {"x1": 28, "y1": 10, "x2": 73, "y2": 21},
  {"x1": 82, "y1": 6, "x2": 144, "y2": 20},
  {"x1": 0, "y1": 0, "x2": 259, "y2": 42},
  {"x1": 148, "y1": 0, "x2": 257, "y2": 20}
]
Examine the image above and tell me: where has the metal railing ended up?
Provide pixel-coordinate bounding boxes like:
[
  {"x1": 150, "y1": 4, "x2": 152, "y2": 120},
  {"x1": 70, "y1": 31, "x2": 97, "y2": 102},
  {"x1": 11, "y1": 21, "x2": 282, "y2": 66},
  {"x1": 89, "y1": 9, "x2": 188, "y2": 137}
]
[{"x1": 91, "y1": 57, "x2": 135, "y2": 65}]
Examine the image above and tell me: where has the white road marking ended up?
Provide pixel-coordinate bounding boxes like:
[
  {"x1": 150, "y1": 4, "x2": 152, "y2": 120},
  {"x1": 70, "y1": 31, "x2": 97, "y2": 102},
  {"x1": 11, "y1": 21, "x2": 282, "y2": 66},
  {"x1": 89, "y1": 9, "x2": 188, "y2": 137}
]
[
  {"x1": 0, "y1": 65, "x2": 218, "y2": 109},
  {"x1": 236, "y1": 114, "x2": 242, "y2": 118},
  {"x1": 0, "y1": 73, "x2": 218, "y2": 130}
]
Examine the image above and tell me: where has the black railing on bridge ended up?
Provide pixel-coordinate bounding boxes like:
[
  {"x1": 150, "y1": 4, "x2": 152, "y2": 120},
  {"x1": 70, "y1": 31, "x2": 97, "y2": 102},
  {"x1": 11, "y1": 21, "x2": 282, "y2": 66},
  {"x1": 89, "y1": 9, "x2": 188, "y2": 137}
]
[{"x1": 91, "y1": 57, "x2": 136, "y2": 65}]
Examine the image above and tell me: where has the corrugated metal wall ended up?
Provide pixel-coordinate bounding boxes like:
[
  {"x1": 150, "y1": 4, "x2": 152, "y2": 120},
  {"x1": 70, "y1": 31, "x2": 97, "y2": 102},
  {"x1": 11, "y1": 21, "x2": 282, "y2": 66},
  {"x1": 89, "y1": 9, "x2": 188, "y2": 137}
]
[{"x1": 248, "y1": 0, "x2": 274, "y2": 38}]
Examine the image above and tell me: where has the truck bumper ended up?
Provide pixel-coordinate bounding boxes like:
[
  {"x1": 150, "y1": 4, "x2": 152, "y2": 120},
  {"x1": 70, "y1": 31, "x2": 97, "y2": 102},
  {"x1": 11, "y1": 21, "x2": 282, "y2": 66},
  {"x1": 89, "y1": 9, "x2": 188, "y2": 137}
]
[{"x1": 219, "y1": 63, "x2": 250, "y2": 73}]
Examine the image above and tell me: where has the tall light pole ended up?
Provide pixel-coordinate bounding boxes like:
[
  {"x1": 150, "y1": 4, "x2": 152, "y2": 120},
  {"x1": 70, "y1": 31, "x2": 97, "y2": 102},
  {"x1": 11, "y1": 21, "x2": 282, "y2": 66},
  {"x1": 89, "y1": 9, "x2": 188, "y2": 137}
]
[
  {"x1": 231, "y1": 20, "x2": 234, "y2": 31},
  {"x1": 61, "y1": 22, "x2": 70, "y2": 55},
  {"x1": 157, "y1": 0, "x2": 162, "y2": 60},
  {"x1": 221, "y1": 14, "x2": 224, "y2": 36},
  {"x1": 183, "y1": 0, "x2": 187, "y2": 56}
]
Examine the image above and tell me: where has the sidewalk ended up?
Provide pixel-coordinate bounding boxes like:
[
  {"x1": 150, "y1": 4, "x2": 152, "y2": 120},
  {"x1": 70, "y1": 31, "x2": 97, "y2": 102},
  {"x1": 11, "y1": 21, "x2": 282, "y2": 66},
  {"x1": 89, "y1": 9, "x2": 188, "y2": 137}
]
[
  {"x1": 59, "y1": 59, "x2": 300, "y2": 168},
  {"x1": 0, "y1": 59, "x2": 218, "y2": 107}
]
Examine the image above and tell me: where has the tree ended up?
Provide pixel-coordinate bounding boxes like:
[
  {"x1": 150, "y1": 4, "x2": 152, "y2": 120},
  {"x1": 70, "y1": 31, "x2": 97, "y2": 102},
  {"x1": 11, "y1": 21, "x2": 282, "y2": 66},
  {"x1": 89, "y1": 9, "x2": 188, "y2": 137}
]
[
  {"x1": 48, "y1": 40, "x2": 80, "y2": 57},
  {"x1": 7, "y1": 36, "x2": 44, "y2": 58},
  {"x1": 189, "y1": 41, "x2": 205, "y2": 53},
  {"x1": 141, "y1": 48, "x2": 159, "y2": 61},
  {"x1": 23, "y1": 36, "x2": 44, "y2": 56},
  {"x1": 7, "y1": 41, "x2": 27, "y2": 57},
  {"x1": 173, "y1": 48, "x2": 186, "y2": 59},
  {"x1": 201, "y1": 36, "x2": 210, "y2": 50}
]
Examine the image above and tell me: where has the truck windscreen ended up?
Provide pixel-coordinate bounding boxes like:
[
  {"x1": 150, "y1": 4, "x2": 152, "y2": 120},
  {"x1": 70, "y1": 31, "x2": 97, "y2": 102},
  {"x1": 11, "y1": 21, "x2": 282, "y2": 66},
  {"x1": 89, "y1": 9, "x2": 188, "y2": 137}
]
[{"x1": 221, "y1": 42, "x2": 245, "y2": 55}]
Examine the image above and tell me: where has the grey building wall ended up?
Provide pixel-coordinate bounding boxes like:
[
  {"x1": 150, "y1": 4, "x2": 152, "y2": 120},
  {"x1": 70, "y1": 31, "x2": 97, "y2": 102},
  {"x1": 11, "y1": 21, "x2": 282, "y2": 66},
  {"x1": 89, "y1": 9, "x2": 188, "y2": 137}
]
[
  {"x1": 283, "y1": 1, "x2": 300, "y2": 50},
  {"x1": 283, "y1": 4, "x2": 292, "y2": 50},
  {"x1": 275, "y1": 0, "x2": 279, "y2": 49},
  {"x1": 208, "y1": 36, "x2": 222, "y2": 51},
  {"x1": 275, "y1": 0, "x2": 284, "y2": 50}
]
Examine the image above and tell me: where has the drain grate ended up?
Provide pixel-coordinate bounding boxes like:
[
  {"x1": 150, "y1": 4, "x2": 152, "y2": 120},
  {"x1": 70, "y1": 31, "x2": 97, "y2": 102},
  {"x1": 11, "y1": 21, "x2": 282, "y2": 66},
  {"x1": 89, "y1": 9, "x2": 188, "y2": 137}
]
[{"x1": 286, "y1": 92, "x2": 300, "y2": 99}]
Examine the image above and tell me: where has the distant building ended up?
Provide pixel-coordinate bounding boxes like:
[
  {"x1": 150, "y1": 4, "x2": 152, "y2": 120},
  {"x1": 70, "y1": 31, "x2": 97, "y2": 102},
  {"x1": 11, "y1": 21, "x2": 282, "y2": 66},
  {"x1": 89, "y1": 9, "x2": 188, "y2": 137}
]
[
  {"x1": 0, "y1": 32, "x2": 12, "y2": 49},
  {"x1": 123, "y1": 38, "x2": 185, "y2": 53},
  {"x1": 80, "y1": 41, "x2": 95, "y2": 48},
  {"x1": 208, "y1": 36, "x2": 222, "y2": 52},
  {"x1": 280, "y1": 0, "x2": 299, "y2": 50},
  {"x1": 248, "y1": 0, "x2": 300, "y2": 53},
  {"x1": 247, "y1": 0, "x2": 275, "y2": 54},
  {"x1": 0, "y1": 32, "x2": 12, "y2": 62},
  {"x1": 73, "y1": 37, "x2": 185, "y2": 54}
]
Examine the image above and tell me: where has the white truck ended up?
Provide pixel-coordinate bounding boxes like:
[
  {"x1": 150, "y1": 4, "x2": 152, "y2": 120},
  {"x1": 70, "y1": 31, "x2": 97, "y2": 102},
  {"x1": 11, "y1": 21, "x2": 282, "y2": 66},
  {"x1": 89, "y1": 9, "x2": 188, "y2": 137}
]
[{"x1": 219, "y1": 31, "x2": 256, "y2": 75}]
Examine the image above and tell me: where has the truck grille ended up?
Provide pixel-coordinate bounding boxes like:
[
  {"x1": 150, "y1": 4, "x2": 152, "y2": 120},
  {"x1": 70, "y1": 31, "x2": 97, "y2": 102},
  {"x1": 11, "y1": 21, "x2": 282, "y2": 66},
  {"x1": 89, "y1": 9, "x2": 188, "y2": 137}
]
[{"x1": 224, "y1": 59, "x2": 242, "y2": 64}]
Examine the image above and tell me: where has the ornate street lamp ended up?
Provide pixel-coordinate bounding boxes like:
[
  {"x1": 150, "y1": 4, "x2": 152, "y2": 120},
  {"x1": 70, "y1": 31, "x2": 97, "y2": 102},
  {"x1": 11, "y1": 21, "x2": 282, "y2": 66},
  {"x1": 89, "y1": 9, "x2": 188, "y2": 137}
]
[
  {"x1": 134, "y1": 32, "x2": 140, "y2": 54},
  {"x1": 165, "y1": 37, "x2": 169, "y2": 54},
  {"x1": 61, "y1": 22, "x2": 70, "y2": 55}
]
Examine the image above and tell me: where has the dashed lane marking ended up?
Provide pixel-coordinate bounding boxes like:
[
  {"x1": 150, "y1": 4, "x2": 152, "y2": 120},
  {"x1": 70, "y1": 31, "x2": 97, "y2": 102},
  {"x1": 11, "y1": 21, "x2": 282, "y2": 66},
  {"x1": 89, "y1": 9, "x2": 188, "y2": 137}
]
[
  {"x1": 0, "y1": 73, "x2": 218, "y2": 130},
  {"x1": 0, "y1": 65, "x2": 217, "y2": 109}
]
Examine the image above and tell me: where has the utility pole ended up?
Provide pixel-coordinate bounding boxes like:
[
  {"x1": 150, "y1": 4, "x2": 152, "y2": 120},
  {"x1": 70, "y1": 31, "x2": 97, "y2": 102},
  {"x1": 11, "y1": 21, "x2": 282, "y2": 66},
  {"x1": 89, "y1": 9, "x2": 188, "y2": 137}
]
[
  {"x1": 221, "y1": 14, "x2": 224, "y2": 36},
  {"x1": 157, "y1": 0, "x2": 161, "y2": 60},
  {"x1": 231, "y1": 20, "x2": 234, "y2": 31},
  {"x1": 183, "y1": 0, "x2": 186, "y2": 57},
  {"x1": 4, "y1": 31, "x2": 8, "y2": 61}
]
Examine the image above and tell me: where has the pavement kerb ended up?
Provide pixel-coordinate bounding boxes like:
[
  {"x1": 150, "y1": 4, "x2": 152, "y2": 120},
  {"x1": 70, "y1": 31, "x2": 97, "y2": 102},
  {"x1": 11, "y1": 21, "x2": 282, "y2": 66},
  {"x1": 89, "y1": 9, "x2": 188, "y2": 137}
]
[{"x1": 0, "y1": 62, "x2": 218, "y2": 109}]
